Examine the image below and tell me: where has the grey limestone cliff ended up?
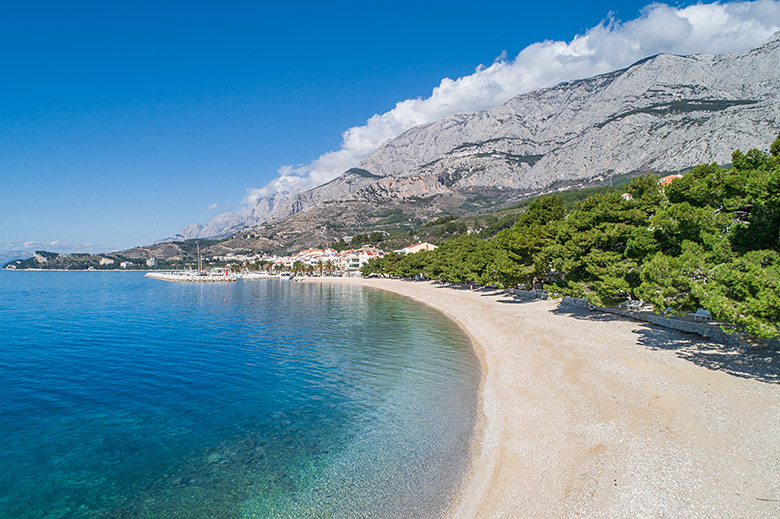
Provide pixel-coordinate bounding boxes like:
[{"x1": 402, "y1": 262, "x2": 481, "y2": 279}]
[
  {"x1": 184, "y1": 32, "x2": 780, "y2": 240},
  {"x1": 358, "y1": 33, "x2": 780, "y2": 191}
]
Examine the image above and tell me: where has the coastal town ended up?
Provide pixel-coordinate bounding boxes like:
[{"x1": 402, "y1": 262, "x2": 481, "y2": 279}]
[
  {"x1": 211, "y1": 241, "x2": 437, "y2": 276},
  {"x1": 2, "y1": 241, "x2": 439, "y2": 275}
]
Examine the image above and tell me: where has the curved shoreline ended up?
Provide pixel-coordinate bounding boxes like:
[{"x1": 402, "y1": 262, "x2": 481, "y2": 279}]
[{"x1": 307, "y1": 277, "x2": 780, "y2": 518}]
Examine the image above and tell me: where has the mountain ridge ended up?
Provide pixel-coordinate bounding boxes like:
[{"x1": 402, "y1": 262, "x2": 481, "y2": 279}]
[{"x1": 160, "y1": 33, "x2": 779, "y2": 250}]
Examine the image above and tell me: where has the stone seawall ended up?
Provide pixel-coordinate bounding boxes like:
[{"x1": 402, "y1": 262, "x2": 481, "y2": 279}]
[
  {"x1": 505, "y1": 288, "x2": 549, "y2": 301},
  {"x1": 559, "y1": 296, "x2": 776, "y2": 349}
]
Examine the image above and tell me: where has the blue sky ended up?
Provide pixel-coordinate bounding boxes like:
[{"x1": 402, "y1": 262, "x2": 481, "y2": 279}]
[{"x1": 3, "y1": 1, "x2": 780, "y2": 255}]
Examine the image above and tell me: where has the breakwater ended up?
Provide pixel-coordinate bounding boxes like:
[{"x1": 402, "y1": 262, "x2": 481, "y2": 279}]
[{"x1": 145, "y1": 271, "x2": 238, "y2": 282}]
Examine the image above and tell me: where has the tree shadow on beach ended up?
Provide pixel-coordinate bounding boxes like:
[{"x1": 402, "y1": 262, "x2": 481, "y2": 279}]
[
  {"x1": 476, "y1": 287, "x2": 505, "y2": 297},
  {"x1": 436, "y1": 283, "x2": 473, "y2": 291},
  {"x1": 554, "y1": 306, "x2": 780, "y2": 384},
  {"x1": 430, "y1": 282, "x2": 506, "y2": 297},
  {"x1": 495, "y1": 292, "x2": 548, "y2": 304},
  {"x1": 554, "y1": 306, "x2": 627, "y2": 322},
  {"x1": 631, "y1": 325, "x2": 780, "y2": 384}
]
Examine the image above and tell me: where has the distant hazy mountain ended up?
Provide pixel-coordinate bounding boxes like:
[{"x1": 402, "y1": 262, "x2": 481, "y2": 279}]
[
  {"x1": 155, "y1": 223, "x2": 204, "y2": 243},
  {"x1": 175, "y1": 32, "x2": 780, "y2": 242},
  {"x1": 0, "y1": 250, "x2": 28, "y2": 267}
]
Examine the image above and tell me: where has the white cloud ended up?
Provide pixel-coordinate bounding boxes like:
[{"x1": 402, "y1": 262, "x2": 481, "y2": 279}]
[
  {"x1": 241, "y1": 0, "x2": 780, "y2": 206},
  {"x1": 204, "y1": 202, "x2": 219, "y2": 213}
]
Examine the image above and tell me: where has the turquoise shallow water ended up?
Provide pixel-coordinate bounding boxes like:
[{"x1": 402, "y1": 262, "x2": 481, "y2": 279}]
[{"x1": 0, "y1": 272, "x2": 479, "y2": 518}]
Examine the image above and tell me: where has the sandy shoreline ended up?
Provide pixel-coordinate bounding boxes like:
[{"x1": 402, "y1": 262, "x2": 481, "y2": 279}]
[{"x1": 307, "y1": 277, "x2": 780, "y2": 518}]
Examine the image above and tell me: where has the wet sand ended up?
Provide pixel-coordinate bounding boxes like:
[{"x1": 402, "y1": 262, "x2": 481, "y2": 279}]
[{"x1": 307, "y1": 277, "x2": 780, "y2": 518}]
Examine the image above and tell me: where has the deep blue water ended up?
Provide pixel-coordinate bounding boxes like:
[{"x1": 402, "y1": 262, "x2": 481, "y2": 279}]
[{"x1": 0, "y1": 272, "x2": 479, "y2": 518}]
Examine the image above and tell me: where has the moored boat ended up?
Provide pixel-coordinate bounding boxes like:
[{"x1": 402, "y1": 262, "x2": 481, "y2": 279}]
[
  {"x1": 145, "y1": 243, "x2": 237, "y2": 282},
  {"x1": 145, "y1": 270, "x2": 238, "y2": 282}
]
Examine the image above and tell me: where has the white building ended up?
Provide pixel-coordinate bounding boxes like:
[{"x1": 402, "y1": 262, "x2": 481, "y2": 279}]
[
  {"x1": 99, "y1": 258, "x2": 115, "y2": 266},
  {"x1": 146, "y1": 258, "x2": 158, "y2": 267},
  {"x1": 287, "y1": 248, "x2": 338, "y2": 269},
  {"x1": 264, "y1": 246, "x2": 385, "y2": 275},
  {"x1": 337, "y1": 247, "x2": 384, "y2": 271},
  {"x1": 120, "y1": 261, "x2": 134, "y2": 269}
]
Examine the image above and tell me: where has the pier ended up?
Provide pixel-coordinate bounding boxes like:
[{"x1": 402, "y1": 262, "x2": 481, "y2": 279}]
[{"x1": 145, "y1": 271, "x2": 238, "y2": 282}]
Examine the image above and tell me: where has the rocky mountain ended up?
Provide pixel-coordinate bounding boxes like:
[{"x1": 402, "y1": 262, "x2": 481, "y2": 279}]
[
  {"x1": 358, "y1": 38, "x2": 780, "y2": 189},
  {"x1": 156, "y1": 223, "x2": 204, "y2": 243},
  {"x1": 175, "y1": 34, "x2": 780, "y2": 248}
]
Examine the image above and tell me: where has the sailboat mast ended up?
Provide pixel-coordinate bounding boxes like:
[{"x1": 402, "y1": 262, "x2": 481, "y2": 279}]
[{"x1": 197, "y1": 242, "x2": 201, "y2": 272}]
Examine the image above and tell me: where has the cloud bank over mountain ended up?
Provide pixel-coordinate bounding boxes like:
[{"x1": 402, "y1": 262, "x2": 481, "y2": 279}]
[{"x1": 239, "y1": 0, "x2": 780, "y2": 207}]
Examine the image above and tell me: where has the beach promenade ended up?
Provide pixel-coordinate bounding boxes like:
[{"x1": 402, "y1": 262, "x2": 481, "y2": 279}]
[{"x1": 310, "y1": 277, "x2": 780, "y2": 518}]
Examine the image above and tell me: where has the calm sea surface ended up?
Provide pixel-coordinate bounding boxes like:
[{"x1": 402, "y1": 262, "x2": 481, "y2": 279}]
[{"x1": 0, "y1": 271, "x2": 479, "y2": 518}]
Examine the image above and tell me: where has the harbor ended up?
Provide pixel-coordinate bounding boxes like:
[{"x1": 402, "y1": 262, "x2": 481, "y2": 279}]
[
  {"x1": 144, "y1": 270, "x2": 238, "y2": 282},
  {"x1": 145, "y1": 243, "x2": 238, "y2": 282}
]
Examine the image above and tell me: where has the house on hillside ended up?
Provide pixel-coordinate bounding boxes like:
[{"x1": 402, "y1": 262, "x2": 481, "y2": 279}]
[
  {"x1": 397, "y1": 242, "x2": 438, "y2": 255},
  {"x1": 657, "y1": 174, "x2": 683, "y2": 188}
]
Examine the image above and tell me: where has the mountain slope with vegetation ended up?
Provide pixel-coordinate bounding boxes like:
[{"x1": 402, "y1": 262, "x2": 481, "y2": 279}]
[{"x1": 363, "y1": 137, "x2": 780, "y2": 340}]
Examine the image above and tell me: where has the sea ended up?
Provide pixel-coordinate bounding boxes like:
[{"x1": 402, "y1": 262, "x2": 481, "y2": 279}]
[{"x1": 0, "y1": 271, "x2": 479, "y2": 518}]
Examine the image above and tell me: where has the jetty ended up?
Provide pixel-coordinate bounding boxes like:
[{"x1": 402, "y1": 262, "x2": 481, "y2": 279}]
[
  {"x1": 145, "y1": 242, "x2": 237, "y2": 282},
  {"x1": 145, "y1": 271, "x2": 237, "y2": 282}
]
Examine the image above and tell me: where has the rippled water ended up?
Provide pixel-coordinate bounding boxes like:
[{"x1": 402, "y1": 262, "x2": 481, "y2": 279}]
[{"x1": 0, "y1": 272, "x2": 479, "y2": 518}]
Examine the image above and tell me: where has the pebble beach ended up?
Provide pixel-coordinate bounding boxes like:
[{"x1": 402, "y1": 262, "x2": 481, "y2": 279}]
[{"x1": 310, "y1": 277, "x2": 780, "y2": 518}]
